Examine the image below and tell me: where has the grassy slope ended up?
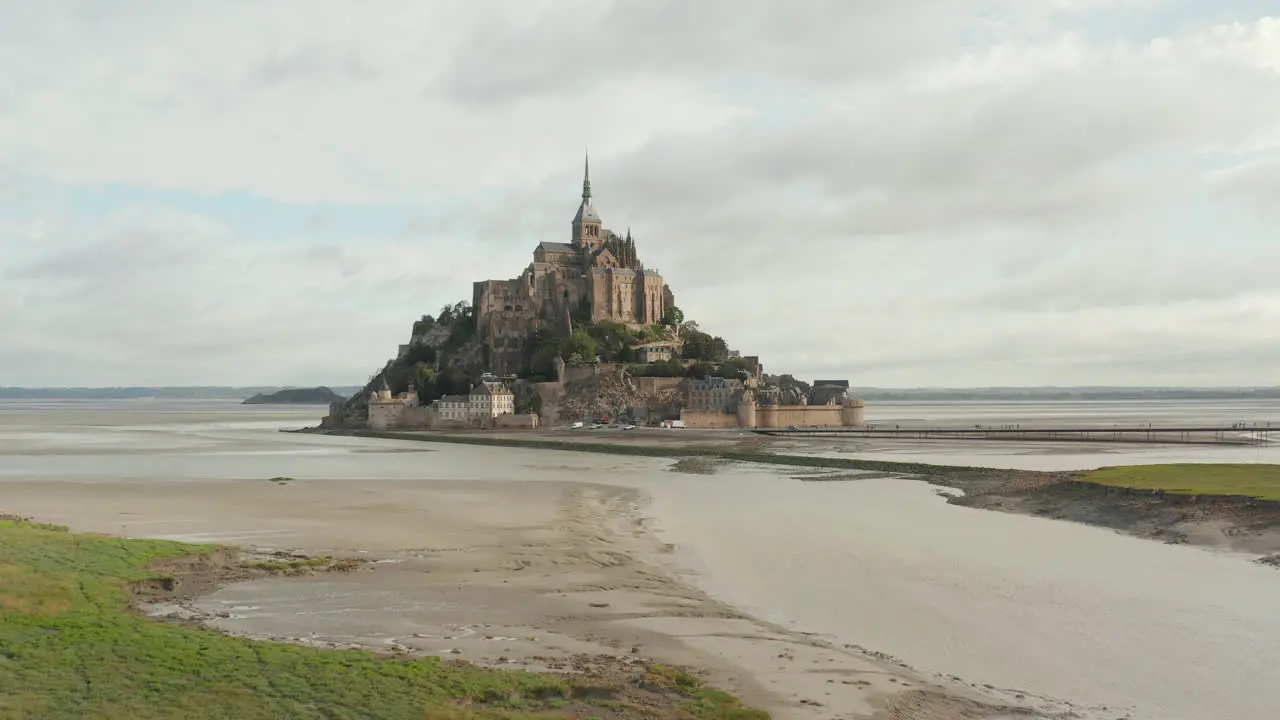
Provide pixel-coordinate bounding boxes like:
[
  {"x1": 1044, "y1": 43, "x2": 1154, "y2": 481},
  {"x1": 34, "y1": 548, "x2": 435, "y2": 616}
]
[
  {"x1": 0, "y1": 521, "x2": 765, "y2": 720},
  {"x1": 1080, "y1": 464, "x2": 1280, "y2": 500}
]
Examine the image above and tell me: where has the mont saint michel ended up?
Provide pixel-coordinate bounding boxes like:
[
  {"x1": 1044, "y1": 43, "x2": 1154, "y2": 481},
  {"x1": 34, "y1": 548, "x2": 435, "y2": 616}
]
[
  {"x1": 7, "y1": 5, "x2": 1280, "y2": 720},
  {"x1": 326, "y1": 158, "x2": 865, "y2": 433}
]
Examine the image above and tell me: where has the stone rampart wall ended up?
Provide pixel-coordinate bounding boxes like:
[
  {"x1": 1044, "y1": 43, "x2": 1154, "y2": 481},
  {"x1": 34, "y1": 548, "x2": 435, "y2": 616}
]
[
  {"x1": 633, "y1": 376, "x2": 683, "y2": 395},
  {"x1": 679, "y1": 410, "x2": 742, "y2": 429},
  {"x1": 368, "y1": 402, "x2": 404, "y2": 430},
  {"x1": 561, "y1": 362, "x2": 624, "y2": 384},
  {"x1": 399, "y1": 406, "x2": 433, "y2": 428},
  {"x1": 494, "y1": 413, "x2": 539, "y2": 429},
  {"x1": 756, "y1": 405, "x2": 844, "y2": 429}
]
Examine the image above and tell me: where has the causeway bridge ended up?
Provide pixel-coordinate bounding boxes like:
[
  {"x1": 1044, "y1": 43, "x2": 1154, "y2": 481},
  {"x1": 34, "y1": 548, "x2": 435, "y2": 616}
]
[{"x1": 753, "y1": 424, "x2": 1276, "y2": 446}]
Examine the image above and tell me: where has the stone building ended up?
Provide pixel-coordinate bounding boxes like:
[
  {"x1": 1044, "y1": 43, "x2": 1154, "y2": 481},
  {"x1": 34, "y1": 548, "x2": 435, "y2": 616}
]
[
  {"x1": 466, "y1": 378, "x2": 516, "y2": 418},
  {"x1": 435, "y1": 394, "x2": 471, "y2": 422},
  {"x1": 367, "y1": 379, "x2": 421, "y2": 430},
  {"x1": 686, "y1": 376, "x2": 744, "y2": 413},
  {"x1": 679, "y1": 378, "x2": 867, "y2": 430},
  {"x1": 473, "y1": 157, "x2": 677, "y2": 374},
  {"x1": 810, "y1": 380, "x2": 851, "y2": 406},
  {"x1": 432, "y1": 378, "x2": 515, "y2": 423},
  {"x1": 367, "y1": 376, "x2": 518, "y2": 429},
  {"x1": 634, "y1": 341, "x2": 677, "y2": 363}
]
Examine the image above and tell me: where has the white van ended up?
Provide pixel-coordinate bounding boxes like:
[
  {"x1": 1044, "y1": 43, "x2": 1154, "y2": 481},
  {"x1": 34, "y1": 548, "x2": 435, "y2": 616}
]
[
  {"x1": 570, "y1": 421, "x2": 584, "y2": 429},
  {"x1": 670, "y1": 420, "x2": 686, "y2": 429}
]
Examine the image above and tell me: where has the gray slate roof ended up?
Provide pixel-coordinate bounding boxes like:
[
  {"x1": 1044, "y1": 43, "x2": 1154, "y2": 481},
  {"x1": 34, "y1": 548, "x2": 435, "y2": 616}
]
[
  {"x1": 690, "y1": 377, "x2": 743, "y2": 390},
  {"x1": 573, "y1": 199, "x2": 600, "y2": 224},
  {"x1": 538, "y1": 241, "x2": 576, "y2": 253}
]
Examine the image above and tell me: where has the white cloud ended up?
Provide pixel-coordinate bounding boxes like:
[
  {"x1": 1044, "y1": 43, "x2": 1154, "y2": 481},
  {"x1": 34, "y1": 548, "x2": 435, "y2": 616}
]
[
  {"x1": 0, "y1": 1, "x2": 1278, "y2": 386},
  {"x1": 0, "y1": 207, "x2": 484, "y2": 385}
]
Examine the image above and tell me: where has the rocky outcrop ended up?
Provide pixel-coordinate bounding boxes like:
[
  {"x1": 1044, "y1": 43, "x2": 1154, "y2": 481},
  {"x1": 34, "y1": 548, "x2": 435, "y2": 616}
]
[
  {"x1": 556, "y1": 366, "x2": 683, "y2": 423},
  {"x1": 767, "y1": 375, "x2": 811, "y2": 406},
  {"x1": 336, "y1": 311, "x2": 486, "y2": 428}
]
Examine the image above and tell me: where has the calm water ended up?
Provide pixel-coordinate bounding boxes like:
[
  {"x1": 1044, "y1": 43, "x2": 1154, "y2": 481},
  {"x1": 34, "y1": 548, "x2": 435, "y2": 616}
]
[
  {"x1": 3, "y1": 399, "x2": 1279, "y2": 720},
  {"x1": 794, "y1": 397, "x2": 1280, "y2": 471},
  {"x1": 866, "y1": 398, "x2": 1280, "y2": 428}
]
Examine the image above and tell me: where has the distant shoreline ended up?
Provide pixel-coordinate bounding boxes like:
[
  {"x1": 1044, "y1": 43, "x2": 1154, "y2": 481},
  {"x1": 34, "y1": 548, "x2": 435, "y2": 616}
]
[{"x1": 0, "y1": 386, "x2": 364, "y2": 401}]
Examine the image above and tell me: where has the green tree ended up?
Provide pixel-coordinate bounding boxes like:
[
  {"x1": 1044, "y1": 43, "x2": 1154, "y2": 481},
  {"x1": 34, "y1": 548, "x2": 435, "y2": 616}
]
[
  {"x1": 651, "y1": 359, "x2": 685, "y2": 377},
  {"x1": 413, "y1": 363, "x2": 439, "y2": 403},
  {"x1": 561, "y1": 330, "x2": 598, "y2": 362},
  {"x1": 681, "y1": 328, "x2": 729, "y2": 362},
  {"x1": 434, "y1": 366, "x2": 470, "y2": 397},
  {"x1": 718, "y1": 356, "x2": 751, "y2": 381},
  {"x1": 662, "y1": 306, "x2": 685, "y2": 327},
  {"x1": 680, "y1": 330, "x2": 713, "y2": 361},
  {"x1": 411, "y1": 314, "x2": 436, "y2": 336},
  {"x1": 404, "y1": 344, "x2": 437, "y2": 367},
  {"x1": 437, "y1": 300, "x2": 474, "y2": 328},
  {"x1": 438, "y1": 303, "x2": 458, "y2": 325},
  {"x1": 442, "y1": 300, "x2": 477, "y2": 352},
  {"x1": 685, "y1": 363, "x2": 711, "y2": 380},
  {"x1": 711, "y1": 335, "x2": 729, "y2": 360},
  {"x1": 585, "y1": 320, "x2": 636, "y2": 362}
]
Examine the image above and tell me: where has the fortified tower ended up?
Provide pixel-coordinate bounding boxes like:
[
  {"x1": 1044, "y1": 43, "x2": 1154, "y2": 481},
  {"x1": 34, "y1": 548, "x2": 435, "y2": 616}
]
[
  {"x1": 840, "y1": 397, "x2": 866, "y2": 426},
  {"x1": 737, "y1": 388, "x2": 758, "y2": 429}
]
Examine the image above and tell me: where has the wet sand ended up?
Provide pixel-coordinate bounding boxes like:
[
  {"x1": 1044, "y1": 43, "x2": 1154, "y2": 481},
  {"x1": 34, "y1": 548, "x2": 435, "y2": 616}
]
[
  {"x1": 340, "y1": 427, "x2": 1280, "y2": 558},
  {"x1": 7, "y1": 399, "x2": 1280, "y2": 719},
  {"x1": 2, "y1": 475, "x2": 1088, "y2": 720}
]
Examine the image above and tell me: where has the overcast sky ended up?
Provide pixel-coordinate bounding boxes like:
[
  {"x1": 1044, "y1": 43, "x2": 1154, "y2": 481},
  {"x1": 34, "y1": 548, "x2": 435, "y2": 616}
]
[{"x1": 1, "y1": 1, "x2": 1278, "y2": 388}]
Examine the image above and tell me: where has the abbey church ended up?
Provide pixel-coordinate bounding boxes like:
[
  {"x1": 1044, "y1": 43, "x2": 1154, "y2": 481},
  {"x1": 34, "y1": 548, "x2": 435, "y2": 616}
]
[{"x1": 473, "y1": 157, "x2": 676, "y2": 374}]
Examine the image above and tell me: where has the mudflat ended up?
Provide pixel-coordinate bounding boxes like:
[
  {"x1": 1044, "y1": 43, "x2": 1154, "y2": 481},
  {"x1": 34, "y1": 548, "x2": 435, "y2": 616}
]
[
  {"x1": 1, "y1": 475, "x2": 1089, "y2": 720},
  {"x1": 338, "y1": 428, "x2": 1280, "y2": 557},
  {"x1": 7, "y1": 401, "x2": 1280, "y2": 719}
]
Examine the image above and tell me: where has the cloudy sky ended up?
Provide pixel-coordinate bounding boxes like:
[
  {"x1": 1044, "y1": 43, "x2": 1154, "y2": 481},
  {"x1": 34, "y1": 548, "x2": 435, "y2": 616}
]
[{"x1": 1, "y1": 1, "x2": 1278, "y2": 388}]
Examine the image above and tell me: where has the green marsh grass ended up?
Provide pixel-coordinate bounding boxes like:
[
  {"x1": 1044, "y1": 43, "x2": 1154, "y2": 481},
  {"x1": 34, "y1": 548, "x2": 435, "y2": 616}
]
[
  {"x1": 1080, "y1": 464, "x2": 1280, "y2": 500},
  {"x1": 0, "y1": 520, "x2": 764, "y2": 719}
]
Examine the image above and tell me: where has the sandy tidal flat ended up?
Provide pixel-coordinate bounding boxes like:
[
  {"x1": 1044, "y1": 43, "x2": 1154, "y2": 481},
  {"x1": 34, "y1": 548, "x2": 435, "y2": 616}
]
[{"x1": 1, "y1": 475, "x2": 1090, "y2": 720}]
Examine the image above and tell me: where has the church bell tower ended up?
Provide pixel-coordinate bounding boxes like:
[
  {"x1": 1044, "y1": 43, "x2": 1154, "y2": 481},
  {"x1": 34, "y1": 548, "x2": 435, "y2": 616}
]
[{"x1": 571, "y1": 154, "x2": 602, "y2": 249}]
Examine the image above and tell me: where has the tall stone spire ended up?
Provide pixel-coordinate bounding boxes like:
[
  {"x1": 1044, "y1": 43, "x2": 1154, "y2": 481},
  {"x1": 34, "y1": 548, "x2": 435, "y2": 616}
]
[{"x1": 571, "y1": 152, "x2": 601, "y2": 245}]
